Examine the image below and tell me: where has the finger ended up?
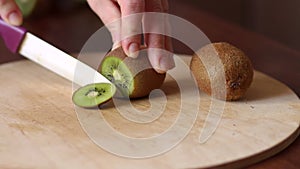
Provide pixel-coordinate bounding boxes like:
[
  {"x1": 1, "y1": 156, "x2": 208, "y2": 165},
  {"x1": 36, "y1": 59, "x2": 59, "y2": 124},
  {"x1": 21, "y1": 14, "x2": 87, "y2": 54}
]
[
  {"x1": 144, "y1": 0, "x2": 174, "y2": 73},
  {"x1": 164, "y1": 14, "x2": 175, "y2": 70},
  {"x1": 146, "y1": 34, "x2": 166, "y2": 73},
  {"x1": 161, "y1": 0, "x2": 169, "y2": 12},
  {"x1": 87, "y1": 0, "x2": 121, "y2": 47},
  {"x1": 146, "y1": 33, "x2": 174, "y2": 73},
  {"x1": 0, "y1": 0, "x2": 22, "y2": 26},
  {"x1": 163, "y1": 11, "x2": 175, "y2": 71},
  {"x1": 118, "y1": 0, "x2": 145, "y2": 58},
  {"x1": 164, "y1": 13, "x2": 173, "y2": 52},
  {"x1": 163, "y1": 30, "x2": 175, "y2": 73},
  {"x1": 161, "y1": 0, "x2": 173, "y2": 57}
]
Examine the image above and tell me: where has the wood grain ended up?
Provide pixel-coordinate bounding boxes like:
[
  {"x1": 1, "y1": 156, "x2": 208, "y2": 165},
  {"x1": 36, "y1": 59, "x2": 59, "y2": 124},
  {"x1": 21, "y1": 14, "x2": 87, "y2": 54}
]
[{"x1": 0, "y1": 55, "x2": 299, "y2": 169}]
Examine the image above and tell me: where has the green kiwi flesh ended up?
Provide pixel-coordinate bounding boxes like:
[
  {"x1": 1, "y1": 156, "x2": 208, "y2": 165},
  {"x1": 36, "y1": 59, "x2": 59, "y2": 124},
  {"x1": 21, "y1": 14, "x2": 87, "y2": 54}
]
[
  {"x1": 99, "y1": 47, "x2": 166, "y2": 98},
  {"x1": 72, "y1": 83, "x2": 116, "y2": 108},
  {"x1": 101, "y1": 56, "x2": 134, "y2": 97}
]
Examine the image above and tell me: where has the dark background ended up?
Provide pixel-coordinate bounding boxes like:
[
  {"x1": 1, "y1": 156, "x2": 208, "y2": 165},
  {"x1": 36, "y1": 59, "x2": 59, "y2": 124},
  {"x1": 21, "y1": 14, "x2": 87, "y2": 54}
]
[
  {"x1": 186, "y1": 0, "x2": 300, "y2": 51},
  {"x1": 1, "y1": 0, "x2": 299, "y2": 67},
  {"x1": 22, "y1": 0, "x2": 300, "y2": 51}
]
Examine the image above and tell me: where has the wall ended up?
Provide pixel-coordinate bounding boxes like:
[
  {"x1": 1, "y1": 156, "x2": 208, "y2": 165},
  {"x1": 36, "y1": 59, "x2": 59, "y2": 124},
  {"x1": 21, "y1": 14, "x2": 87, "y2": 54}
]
[{"x1": 188, "y1": 0, "x2": 300, "y2": 51}]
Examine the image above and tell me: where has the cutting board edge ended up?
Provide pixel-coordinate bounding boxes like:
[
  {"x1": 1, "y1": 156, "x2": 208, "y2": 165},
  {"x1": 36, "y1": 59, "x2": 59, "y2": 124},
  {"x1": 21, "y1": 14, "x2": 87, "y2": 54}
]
[{"x1": 202, "y1": 125, "x2": 300, "y2": 169}]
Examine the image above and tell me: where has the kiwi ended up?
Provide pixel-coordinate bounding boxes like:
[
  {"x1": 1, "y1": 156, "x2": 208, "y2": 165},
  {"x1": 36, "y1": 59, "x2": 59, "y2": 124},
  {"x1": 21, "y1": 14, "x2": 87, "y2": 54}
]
[
  {"x1": 16, "y1": 0, "x2": 37, "y2": 17},
  {"x1": 99, "y1": 47, "x2": 166, "y2": 98},
  {"x1": 190, "y1": 42, "x2": 254, "y2": 101},
  {"x1": 72, "y1": 83, "x2": 116, "y2": 108}
]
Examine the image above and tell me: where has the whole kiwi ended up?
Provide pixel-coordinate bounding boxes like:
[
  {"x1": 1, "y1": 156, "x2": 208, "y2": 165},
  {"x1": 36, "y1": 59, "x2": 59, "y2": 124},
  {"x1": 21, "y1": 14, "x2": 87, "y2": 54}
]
[
  {"x1": 99, "y1": 46, "x2": 166, "y2": 98},
  {"x1": 190, "y1": 42, "x2": 254, "y2": 101}
]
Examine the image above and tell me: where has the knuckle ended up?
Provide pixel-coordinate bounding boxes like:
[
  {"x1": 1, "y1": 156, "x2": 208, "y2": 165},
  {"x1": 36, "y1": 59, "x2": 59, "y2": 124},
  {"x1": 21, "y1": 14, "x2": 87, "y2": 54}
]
[
  {"x1": 0, "y1": 0, "x2": 7, "y2": 6},
  {"x1": 125, "y1": 0, "x2": 145, "y2": 12},
  {"x1": 162, "y1": 0, "x2": 169, "y2": 12},
  {"x1": 150, "y1": 2, "x2": 163, "y2": 12},
  {"x1": 150, "y1": 38, "x2": 164, "y2": 48},
  {"x1": 123, "y1": 26, "x2": 142, "y2": 37},
  {"x1": 130, "y1": 27, "x2": 141, "y2": 34},
  {"x1": 0, "y1": 0, "x2": 17, "y2": 16}
]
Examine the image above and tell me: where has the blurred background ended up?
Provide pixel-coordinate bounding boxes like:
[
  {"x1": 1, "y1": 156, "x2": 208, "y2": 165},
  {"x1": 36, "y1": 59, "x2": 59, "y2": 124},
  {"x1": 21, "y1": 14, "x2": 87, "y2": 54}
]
[
  {"x1": 188, "y1": 0, "x2": 300, "y2": 51},
  {"x1": 16, "y1": 0, "x2": 300, "y2": 50},
  {"x1": 3, "y1": 0, "x2": 300, "y2": 57}
]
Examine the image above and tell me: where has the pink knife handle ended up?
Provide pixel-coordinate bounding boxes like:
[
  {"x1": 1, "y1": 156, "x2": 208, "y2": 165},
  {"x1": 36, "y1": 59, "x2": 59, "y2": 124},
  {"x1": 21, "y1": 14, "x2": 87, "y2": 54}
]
[{"x1": 0, "y1": 18, "x2": 27, "y2": 53}]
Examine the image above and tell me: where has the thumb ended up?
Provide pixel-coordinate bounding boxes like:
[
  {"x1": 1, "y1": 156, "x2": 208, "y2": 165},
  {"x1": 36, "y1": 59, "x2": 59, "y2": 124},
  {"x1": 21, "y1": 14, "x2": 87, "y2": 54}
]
[{"x1": 0, "y1": 0, "x2": 23, "y2": 26}]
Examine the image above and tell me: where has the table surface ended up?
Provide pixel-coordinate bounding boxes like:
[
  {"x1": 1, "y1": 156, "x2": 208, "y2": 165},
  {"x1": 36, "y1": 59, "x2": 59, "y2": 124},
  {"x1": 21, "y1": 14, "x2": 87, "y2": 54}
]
[{"x1": 0, "y1": 1, "x2": 299, "y2": 169}]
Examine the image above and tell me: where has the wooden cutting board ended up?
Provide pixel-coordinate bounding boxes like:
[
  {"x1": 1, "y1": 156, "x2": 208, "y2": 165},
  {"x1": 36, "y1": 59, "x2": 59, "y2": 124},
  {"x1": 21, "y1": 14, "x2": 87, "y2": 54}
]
[{"x1": 0, "y1": 55, "x2": 299, "y2": 169}]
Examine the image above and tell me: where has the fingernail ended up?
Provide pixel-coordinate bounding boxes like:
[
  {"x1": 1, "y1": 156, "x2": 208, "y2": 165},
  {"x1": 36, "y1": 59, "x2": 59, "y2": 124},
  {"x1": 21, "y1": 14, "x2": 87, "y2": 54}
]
[
  {"x1": 128, "y1": 43, "x2": 139, "y2": 58},
  {"x1": 157, "y1": 54, "x2": 175, "y2": 73},
  {"x1": 8, "y1": 12, "x2": 22, "y2": 26}
]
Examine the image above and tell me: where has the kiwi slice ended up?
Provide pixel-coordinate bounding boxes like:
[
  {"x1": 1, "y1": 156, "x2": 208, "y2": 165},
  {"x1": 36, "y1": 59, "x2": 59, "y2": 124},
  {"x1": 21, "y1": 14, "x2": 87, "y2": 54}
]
[
  {"x1": 72, "y1": 83, "x2": 116, "y2": 108},
  {"x1": 99, "y1": 47, "x2": 166, "y2": 98}
]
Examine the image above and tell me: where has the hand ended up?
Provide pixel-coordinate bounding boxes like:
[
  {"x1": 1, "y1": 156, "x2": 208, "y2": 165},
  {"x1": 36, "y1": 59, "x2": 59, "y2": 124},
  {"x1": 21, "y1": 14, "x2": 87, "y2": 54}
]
[
  {"x1": 0, "y1": 0, "x2": 23, "y2": 25},
  {"x1": 87, "y1": 0, "x2": 175, "y2": 73}
]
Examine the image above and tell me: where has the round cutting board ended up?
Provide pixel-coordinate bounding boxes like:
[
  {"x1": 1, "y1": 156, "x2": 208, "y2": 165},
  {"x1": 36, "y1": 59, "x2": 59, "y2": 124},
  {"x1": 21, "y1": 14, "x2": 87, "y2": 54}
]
[{"x1": 0, "y1": 55, "x2": 299, "y2": 169}]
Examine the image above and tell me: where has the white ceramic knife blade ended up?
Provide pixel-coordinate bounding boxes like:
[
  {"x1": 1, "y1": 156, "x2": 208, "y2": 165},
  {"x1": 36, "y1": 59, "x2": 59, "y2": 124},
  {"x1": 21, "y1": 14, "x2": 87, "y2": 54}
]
[
  {"x1": 0, "y1": 18, "x2": 110, "y2": 87},
  {"x1": 19, "y1": 33, "x2": 110, "y2": 86}
]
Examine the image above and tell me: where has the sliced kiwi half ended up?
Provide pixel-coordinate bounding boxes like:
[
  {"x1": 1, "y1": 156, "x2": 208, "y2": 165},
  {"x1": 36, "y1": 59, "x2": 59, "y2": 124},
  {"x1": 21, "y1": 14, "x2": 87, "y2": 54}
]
[
  {"x1": 99, "y1": 47, "x2": 166, "y2": 98},
  {"x1": 101, "y1": 56, "x2": 134, "y2": 97},
  {"x1": 72, "y1": 83, "x2": 116, "y2": 108}
]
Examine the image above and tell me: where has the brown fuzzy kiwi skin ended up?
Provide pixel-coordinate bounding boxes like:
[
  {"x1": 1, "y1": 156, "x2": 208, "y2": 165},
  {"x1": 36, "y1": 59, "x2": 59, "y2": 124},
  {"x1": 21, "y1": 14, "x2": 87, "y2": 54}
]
[
  {"x1": 99, "y1": 47, "x2": 166, "y2": 98},
  {"x1": 190, "y1": 42, "x2": 254, "y2": 101}
]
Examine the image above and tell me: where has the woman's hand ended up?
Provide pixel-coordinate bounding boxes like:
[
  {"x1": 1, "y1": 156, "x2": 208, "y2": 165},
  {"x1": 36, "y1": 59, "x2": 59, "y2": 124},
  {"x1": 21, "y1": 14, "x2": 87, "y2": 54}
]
[
  {"x1": 87, "y1": 0, "x2": 175, "y2": 73},
  {"x1": 0, "y1": 0, "x2": 22, "y2": 25}
]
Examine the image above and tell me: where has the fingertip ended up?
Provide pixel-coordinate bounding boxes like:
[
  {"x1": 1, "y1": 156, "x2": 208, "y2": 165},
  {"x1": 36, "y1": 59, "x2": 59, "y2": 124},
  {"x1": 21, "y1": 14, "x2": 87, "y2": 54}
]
[
  {"x1": 148, "y1": 48, "x2": 175, "y2": 74},
  {"x1": 123, "y1": 42, "x2": 140, "y2": 58},
  {"x1": 127, "y1": 42, "x2": 140, "y2": 58},
  {"x1": 8, "y1": 11, "x2": 22, "y2": 26},
  {"x1": 157, "y1": 53, "x2": 175, "y2": 73}
]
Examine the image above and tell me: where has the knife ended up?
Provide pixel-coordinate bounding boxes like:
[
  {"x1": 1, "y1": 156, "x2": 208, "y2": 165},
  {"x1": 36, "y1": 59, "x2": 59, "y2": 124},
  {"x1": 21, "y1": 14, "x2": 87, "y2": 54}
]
[{"x1": 0, "y1": 19, "x2": 110, "y2": 86}]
